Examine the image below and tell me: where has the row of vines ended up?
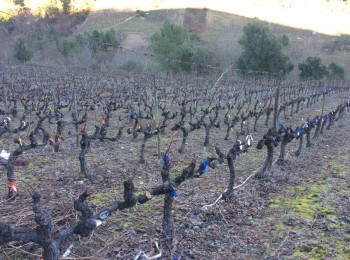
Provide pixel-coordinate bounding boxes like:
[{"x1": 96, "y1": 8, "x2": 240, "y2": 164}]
[{"x1": 0, "y1": 65, "x2": 349, "y2": 259}]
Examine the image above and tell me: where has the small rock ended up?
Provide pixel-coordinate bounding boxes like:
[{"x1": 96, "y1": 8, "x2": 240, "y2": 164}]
[
  {"x1": 193, "y1": 221, "x2": 203, "y2": 226},
  {"x1": 193, "y1": 226, "x2": 200, "y2": 231}
]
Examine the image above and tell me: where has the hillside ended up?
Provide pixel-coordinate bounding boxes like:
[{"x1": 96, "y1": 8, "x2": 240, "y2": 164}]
[
  {"x1": 0, "y1": 1, "x2": 349, "y2": 79},
  {"x1": 71, "y1": 7, "x2": 350, "y2": 79}
]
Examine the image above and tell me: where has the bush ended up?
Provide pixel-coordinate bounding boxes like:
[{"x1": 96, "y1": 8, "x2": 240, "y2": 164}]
[
  {"x1": 120, "y1": 60, "x2": 138, "y2": 72},
  {"x1": 280, "y1": 34, "x2": 289, "y2": 46},
  {"x1": 328, "y1": 62, "x2": 345, "y2": 79},
  {"x1": 14, "y1": 38, "x2": 32, "y2": 63},
  {"x1": 192, "y1": 47, "x2": 220, "y2": 75},
  {"x1": 298, "y1": 56, "x2": 328, "y2": 80},
  {"x1": 77, "y1": 29, "x2": 119, "y2": 54},
  {"x1": 237, "y1": 22, "x2": 294, "y2": 77},
  {"x1": 150, "y1": 22, "x2": 191, "y2": 72},
  {"x1": 61, "y1": 40, "x2": 76, "y2": 57}
]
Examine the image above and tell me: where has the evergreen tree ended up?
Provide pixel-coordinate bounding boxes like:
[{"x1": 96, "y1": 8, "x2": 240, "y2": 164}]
[
  {"x1": 192, "y1": 47, "x2": 220, "y2": 75},
  {"x1": 151, "y1": 22, "x2": 192, "y2": 72},
  {"x1": 14, "y1": 38, "x2": 32, "y2": 63},
  {"x1": 328, "y1": 61, "x2": 345, "y2": 79},
  {"x1": 298, "y1": 56, "x2": 329, "y2": 80},
  {"x1": 237, "y1": 22, "x2": 294, "y2": 77}
]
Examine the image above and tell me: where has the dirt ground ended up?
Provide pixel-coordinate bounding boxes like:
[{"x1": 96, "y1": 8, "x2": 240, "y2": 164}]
[
  {"x1": 120, "y1": 33, "x2": 149, "y2": 52},
  {"x1": 0, "y1": 93, "x2": 350, "y2": 259}
]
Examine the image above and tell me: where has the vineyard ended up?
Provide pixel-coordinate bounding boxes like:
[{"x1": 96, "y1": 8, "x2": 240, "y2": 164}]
[{"x1": 0, "y1": 65, "x2": 350, "y2": 259}]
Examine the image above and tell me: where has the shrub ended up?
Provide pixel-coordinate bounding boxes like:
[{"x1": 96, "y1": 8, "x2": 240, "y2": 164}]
[
  {"x1": 120, "y1": 60, "x2": 138, "y2": 72},
  {"x1": 14, "y1": 38, "x2": 32, "y2": 63},
  {"x1": 298, "y1": 56, "x2": 328, "y2": 80}
]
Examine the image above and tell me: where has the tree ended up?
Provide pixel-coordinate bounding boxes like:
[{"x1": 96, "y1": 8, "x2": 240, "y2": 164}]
[
  {"x1": 192, "y1": 47, "x2": 220, "y2": 75},
  {"x1": 77, "y1": 29, "x2": 119, "y2": 54},
  {"x1": 120, "y1": 60, "x2": 138, "y2": 72},
  {"x1": 298, "y1": 56, "x2": 329, "y2": 80},
  {"x1": 280, "y1": 34, "x2": 289, "y2": 46},
  {"x1": 237, "y1": 22, "x2": 294, "y2": 77},
  {"x1": 150, "y1": 22, "x2": 192, "y2": 72},
  {"x1": 328, "y1": 62, "x2": 345, "y2": 79},
  {"x1": 14, "y1": 38, "x2": 32, "y2": 63},
  {"x1": 60, "y1": 0, "x2": 71, "y2": 14},
  {"x1": 61, "y1": 39, "x2": 75, "y2": 57}
]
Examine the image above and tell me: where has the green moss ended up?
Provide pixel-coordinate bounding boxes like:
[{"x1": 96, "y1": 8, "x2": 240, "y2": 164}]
[
  {"x1": 270, "y1": 183, "x2": 336, "y2": 220},
  {"x1": 27, "y1": 162, "x2": 35, "y2": 171},
  {"x1": 211, "y1": 185, "x2": 225, "y2": 192},
  {"x1": 294, "y1": 244, "x2": 328, "y2": 259},
  {"x1": 267, "y1": 155, "x2": 350, "y2": 259},
  {"x1": 337, "y1": 242, "x2": 350, "y2": 258},
  {"x1": 87, "y1": 129, "x2": 94, "y2": 135},
  {"x1": 19, "y1": 175, "x2": 39, "y2": 184},
  {"x1": 121, "y1": 221, "x2": 133, "y2": 228},
  {"x1": 330, "y1": 155, "x2": 350, "y2": 177},
  {"x1": 90, "y1": 192, "x2": 108, "y2": 206},
  {"x1": 139, "y1": 202, "x2": 155, "y2": 214}
]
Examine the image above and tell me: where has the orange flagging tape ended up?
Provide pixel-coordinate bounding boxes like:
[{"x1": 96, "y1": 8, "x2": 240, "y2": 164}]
[{"x1": 8, "y1": 181, "x2": 17, "y2": 192}]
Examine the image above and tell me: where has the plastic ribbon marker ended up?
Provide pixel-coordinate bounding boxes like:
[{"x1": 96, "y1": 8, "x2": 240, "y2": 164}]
[
  {"x1": 0, "y1": 150, "x2": 10, "y2": 160},
  {"x1": 165, "y1": 185, "x2": 177, "y2": 199},
  {"x1": 62, "y1": 243, "x2": 74, "y2": 258},
  {"x1": 162, "y1": 154, "x2": 173, "y2": 168},
  {"x1": 246, "y1": 135, "x2": 253, "y2": 146},
  {"x1": 8, "y1": 181, "x2": 17, "y2": 193},
  {"x1": 134, "y1": 241, "x2": 162, "y2": 260}
]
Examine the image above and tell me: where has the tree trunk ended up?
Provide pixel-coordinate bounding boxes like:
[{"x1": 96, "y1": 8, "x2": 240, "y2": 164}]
[
  {"x1": 204, "y1": 126, "x2": 210, "y2": 147},
  {"x1": 162, "y1": 193, "x2": 174, "y2": 242},
  {"x1": 178, "y1": 128, "x2": 188, "y2": 153},
  {"x1": 306, "y1": 129, "x2": 313, "y2": 147},
  {"x1": 277, "y1": 140, "x2": 287, "y2": 164},
  {"x1": 313, "y1": 119, "x2": 321, "y2": 139},
  {"x1": 295, "y1": 135, "x2": 303, "y2": 157},
  {"x1": 255, "y1": 143, "x2": 274, "y2": 179},
  {"x1": 265, "y1": 113, "x2": 271, "y2": 127},
  {"x1": 225, "y1": 125, "x2": 231, "y2": 140},
  {"x1": 222, "y1": 151, "x2": 236, "y2": 200},
  {"x1": 79, "y1": 148, "x2": 93, "y2": 179},
  {"x1": 253, "y1": 117, "x2": 258, "y2": 132},
  {"x1": 140, "y1": 138, "x2": 146, "y2": 164}
]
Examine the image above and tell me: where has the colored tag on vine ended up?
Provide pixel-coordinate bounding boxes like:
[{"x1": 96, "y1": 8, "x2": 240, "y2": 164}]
[
  {"x1": 0, "y1": 150, "x2": 10, "y2": 160},
  {"x1": 8, "y1": 181, "x2": 17, "y2": 192},
  {"x1": 172, "y1": 190, "x2": 177, "y2": 199},
  {"x1": 201, "y1": 159, "x2": 209, "y2": 174},
  {"x1": 162, "y1": 154, "x2": 173, "y2": 168},
  {"x1": 246, "y1": 135, "x2": 253, "y2": 146}
]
